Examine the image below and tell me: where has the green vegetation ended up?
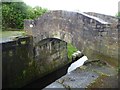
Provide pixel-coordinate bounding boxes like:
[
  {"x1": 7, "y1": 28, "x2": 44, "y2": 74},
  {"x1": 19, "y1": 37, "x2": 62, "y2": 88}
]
[
  {"x1": 118, "y1": 65, "x2": 120, "y2": 72},
  {"x1": 116, "y1": 12, "x2": 120, "y2": 17},
  {"x1": 67, "y1": 43, "x2": 77, "y2": 59},
  {"x1": 0, "y1": 30, "x2": 26, "y2": 39},
  {"x1": 2, "y1": 2, "x2": 47, "y2": 29}
]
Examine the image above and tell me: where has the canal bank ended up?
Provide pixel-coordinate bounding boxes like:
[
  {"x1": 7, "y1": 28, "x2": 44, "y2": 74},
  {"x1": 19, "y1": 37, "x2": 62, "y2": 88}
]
[{"x1": 44, "y1": 59, "x2": 118, "y2": 89}]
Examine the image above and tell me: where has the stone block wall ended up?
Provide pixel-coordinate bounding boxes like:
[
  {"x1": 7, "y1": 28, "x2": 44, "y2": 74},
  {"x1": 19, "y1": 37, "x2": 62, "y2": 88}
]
[
  {"x1": 2, "y1": 37, "x2": 68, "y2": 88},
  {"x1": 24, "y1": 10, "x2": 118, "y2": 66},
  {"x1": 2, "y1": 37, "x2": 34, "y2": 88},
  {"x1": 85, "y1": 12, "x2": 118, "y2": 24},
  {"x1": 33, "y1": 38, "x2": 68, "y2": 76}
]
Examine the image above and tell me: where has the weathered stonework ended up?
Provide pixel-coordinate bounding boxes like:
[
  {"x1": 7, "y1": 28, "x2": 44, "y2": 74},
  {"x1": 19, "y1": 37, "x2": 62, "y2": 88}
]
[
  {"x1": 85, "y1": 12, "x2": 118, "y2": 24},
  {"x1": 34, "y1": 38, "x2": 68, "y2": 75},
  {"x1": 2, "y1": 10, "x2": 119, "y2": 88},
  {"x1": 2, "y1": 37, "x2": 34, "y2": 88},
  {"x1": 2, "y1": 37, "x2": 68, "y2": 88},
  {"x1": 24, "y1": 10, "x2": 118, "y2": 67}
]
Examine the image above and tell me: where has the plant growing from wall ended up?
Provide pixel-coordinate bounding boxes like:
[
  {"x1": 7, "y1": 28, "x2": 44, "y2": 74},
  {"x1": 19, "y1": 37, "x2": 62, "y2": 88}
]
[{"x1": 67, "y1": 43, "x2": 77, "y2": 59}]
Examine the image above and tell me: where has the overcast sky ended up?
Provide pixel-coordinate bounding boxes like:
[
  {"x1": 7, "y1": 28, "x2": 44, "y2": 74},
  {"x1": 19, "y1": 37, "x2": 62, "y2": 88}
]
[{"x1": 23, "y1": 0, "x2": 120, "y2": 16}]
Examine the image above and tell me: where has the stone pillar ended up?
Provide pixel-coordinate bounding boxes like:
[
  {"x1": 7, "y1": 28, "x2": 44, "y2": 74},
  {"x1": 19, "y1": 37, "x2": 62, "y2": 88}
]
[{"x1": 24, "y1": 20, "x2": 34, "y2": 35}]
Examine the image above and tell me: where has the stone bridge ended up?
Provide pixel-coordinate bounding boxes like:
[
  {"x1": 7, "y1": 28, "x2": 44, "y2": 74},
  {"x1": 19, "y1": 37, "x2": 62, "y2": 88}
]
[
  {"x1": 2, "y1": 10, "x2": 119, "y2": 88},
  {"x1": 24, "y1": 10, "x2": 118, "y2": 67}
]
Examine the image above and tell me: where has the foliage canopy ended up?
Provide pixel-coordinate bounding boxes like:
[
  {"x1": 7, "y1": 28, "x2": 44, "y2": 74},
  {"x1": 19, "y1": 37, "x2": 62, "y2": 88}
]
[{"x1": 2, "y1": 2, "x2": 47, "y2": 29}]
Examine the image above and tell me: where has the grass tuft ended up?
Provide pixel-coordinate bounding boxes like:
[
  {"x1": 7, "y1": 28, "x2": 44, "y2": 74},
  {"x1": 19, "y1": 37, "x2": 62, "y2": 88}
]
[{"x1": 67, "y1": 43, "x2": 77, "y2": 59}]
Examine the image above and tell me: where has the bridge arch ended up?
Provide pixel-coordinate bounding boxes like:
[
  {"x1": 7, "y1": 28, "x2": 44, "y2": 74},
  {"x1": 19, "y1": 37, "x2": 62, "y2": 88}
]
[
  {"x1": 24, "y1": 10, "x2": 88, "y2": 54},
  {"x1": 2, "y1": 10, "x2": 118, "y2": 88},
  {"x1": 24, "y1": 10, "x2": 118, "y2": 66}
]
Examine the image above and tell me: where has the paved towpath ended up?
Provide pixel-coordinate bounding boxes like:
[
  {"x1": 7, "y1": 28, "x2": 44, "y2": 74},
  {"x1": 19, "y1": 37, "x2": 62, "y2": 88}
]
[{"x1": 44, "y1": 60, "x2": 118, "y2": 89}]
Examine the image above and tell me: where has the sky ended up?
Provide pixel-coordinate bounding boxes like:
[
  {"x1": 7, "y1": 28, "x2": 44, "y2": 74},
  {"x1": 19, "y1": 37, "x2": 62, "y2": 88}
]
[{"x1": 23, "y1": 0, "x2": 120, "y2": 16}]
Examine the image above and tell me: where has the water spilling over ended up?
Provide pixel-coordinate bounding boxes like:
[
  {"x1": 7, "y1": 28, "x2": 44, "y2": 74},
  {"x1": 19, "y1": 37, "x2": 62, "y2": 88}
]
[{"x1": 67, "y1": 56, "x2": 88, "y2": 73}]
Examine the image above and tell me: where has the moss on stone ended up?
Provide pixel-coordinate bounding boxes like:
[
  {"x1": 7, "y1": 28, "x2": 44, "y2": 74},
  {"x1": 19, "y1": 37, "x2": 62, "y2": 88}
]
[
  {"x1": 86, "y1": 74, "x2": 108, "y2": 88},
  {"x1": 118, "y1": 65, "x2": 120, "y2": 72},
  {"x1": 83, "y1": 47, "x2": 118, "y2": 68},
  {"x1": 67, "y1": 43, "x2": 77, "y2": 59}
]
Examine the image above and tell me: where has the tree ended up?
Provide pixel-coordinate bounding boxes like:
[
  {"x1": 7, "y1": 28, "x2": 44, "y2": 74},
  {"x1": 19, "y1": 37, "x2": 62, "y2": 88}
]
[
  {"x1": 2, "y1": 2, "x2": 48, "y2": 29},
  {"x1": 26, "y1": 6, "x2": 47, "y2": 19},
  {"x1": 33, "y1": 6, "x2": 47, "y2": 19},
  {"x1": 2, "y1": 2, "x2": 28, "y2": 29}
]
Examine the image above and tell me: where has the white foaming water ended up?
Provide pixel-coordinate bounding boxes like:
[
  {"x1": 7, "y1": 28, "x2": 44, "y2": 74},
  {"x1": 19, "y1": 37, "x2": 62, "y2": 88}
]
[{"x1": 67, "y1": 56, "x2": 88, "y2": 73}]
